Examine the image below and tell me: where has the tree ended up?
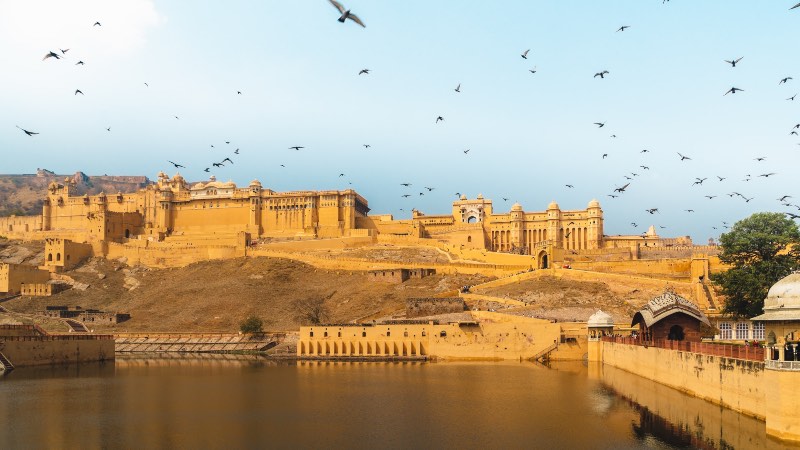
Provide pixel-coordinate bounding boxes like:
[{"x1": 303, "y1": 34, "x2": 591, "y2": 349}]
[
  {"x1": 239, "y1": 315, "x2": 264, "y2": 334},
  {"x1": 712, "y1": 212, "x2": 800, "y2": 318},
  {"x1": 294, "y1": 293, "x2": 334, "y2": 325}
]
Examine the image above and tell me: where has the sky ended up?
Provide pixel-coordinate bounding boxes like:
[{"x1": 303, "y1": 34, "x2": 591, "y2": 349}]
[{"x1": 1, "y1": 1, "x2": 799, "y2": 242}]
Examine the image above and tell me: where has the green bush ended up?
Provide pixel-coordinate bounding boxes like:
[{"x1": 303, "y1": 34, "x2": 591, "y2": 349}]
[{"x1": 239, "y1": 315, "x2": 264, "y2": 334}]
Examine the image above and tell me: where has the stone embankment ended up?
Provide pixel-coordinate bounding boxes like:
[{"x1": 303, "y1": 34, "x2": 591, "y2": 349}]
[{"x1": 115, "y1": 332, "x2": 289, "y2": 353}]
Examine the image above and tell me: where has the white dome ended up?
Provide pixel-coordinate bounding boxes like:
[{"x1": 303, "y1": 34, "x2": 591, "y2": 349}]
[
  {"x1": 588, "y1": 310, "x2": 614, "y2": 328},
  {"x1": 754, "y1": 272, "x2": 800, "y2": 321}
]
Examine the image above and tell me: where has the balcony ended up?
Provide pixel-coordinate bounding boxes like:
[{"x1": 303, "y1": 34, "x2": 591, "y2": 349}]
[{"x1": 765, "y1": 360, "x2": 800, "y2": 371}]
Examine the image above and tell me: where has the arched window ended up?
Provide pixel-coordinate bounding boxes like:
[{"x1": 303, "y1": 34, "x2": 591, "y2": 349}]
[
  {"x1": 667, "y1": 325, "x2": 684, "y2": 341},
  {"x1": 467, "y1": 236, "x2": 472, "y2": 243},
  {"x1": 47, "y1": 253, "x2": 53, "y2": 262},
  {"x1": 56, "y1": 253, "x2": 61, "y2": 262}
]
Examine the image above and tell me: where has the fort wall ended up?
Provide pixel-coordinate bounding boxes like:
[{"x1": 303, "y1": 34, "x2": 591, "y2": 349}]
[
  {"x1": 0, "y1": 263, "x2": 51, "y2": 294},
  {"x1": 601, "y1": 341, "x2": 766, "y2": 419},
  {"x1": 0, "y1": 335, "x2": 114, "y2": 367}
]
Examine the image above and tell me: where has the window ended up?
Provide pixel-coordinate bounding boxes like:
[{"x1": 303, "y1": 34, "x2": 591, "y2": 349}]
[
  {"x1": 362, "y1": 331, "x2": 366, "y2": 337},
  {"x1": 386, "y1": 331, "x2": 391, "y2": 337},
  {"x1": 735, "y1": 322, "x2": 749, "y2": 340},
  {"x1": 337, "y1": 332, "x2": 341, "y2": 337},
  {"x1": 324, "y1": 331, "x2": 328, "y2": 337},
  {"x1": 719, "y1": 322, "x2": 732, "y2": 340},
  {"x1": 753, "y1": 322, "x2": 765, "y2": 340},
  {"x1": 440, "y1": 330, "x2": 447, "y2": 337},
  {"x1": 309, "y1": 331, "x2": 314, "y2": 337}
]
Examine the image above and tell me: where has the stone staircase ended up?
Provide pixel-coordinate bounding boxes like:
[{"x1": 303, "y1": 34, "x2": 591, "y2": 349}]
[
  {"x1": 532, "y1": 342, "x2": 559, "y2": 363},
  {"x1": 65, "y1": 319, "x2": 89, "y2": 333},
  {"x1": 0, "y1": 351, "x2": 14, "y2": 373}
]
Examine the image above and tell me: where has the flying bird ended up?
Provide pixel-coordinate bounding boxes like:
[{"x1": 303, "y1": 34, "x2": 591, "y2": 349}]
[
  {"x1": 755, "y1": 157, "x2": 766, "y2": 161},
  {"x1": 759, "y1": 173, "x2": 776, "y2": 178},
  {"x1": 724, "y1": 57, "x2": 743, "y2": 67},
  {"x1": 521, "y1": 49, "x2": 530, "y2": 59},
  {"x1": 234, "y1": 149, "x2": 240, "y2": 154},
  {"x1": 289, "y1": 146, "x2": 304, "y2": 151},
  {"x1": 717, "y1": 176, "x2": 726, "y2": 181},
  {"x1": 594, "y1": 70, "x2": 610, "y2": 78},
  {"x1": 93, "y1": 22, "x2": 101, "y2": 27},
  {"x1": 614, "y1": 183, "x2": 630, "y2": 193},
  {"x1": 685, "y1": 209, "x2": 695, "y2": 213},
  {"x1": 402, "y1": 194, "x2": 411, "y2": 198},
  {"x1": 677, "y1": 152, "x2": 691, "y2": 161},
  {"x1": 60, "y1": 48, "x2": 69, "y2": 54},
  {"x1": 778, "y1": 195, "x2": 792, "y2": 202},
  {"x1": 363, "y1": 144, "x2": 370, "y2": 149},
  {"x1": 780, "y1": 77, "x2": 793, "y2": 84},
  {"x1": 16, "y1": 125, "x2": 39, "y2": 136},
  {"x1": 617, "y1": 26, "x2": 630, "y2": 32},
  {"x1": 565, "y1": 184, "x2": 574, "y2": 188},
  {"x1": 237, "y1": 91, "x2": 242, "y2": 95},
  {"x1": 463, "y1": 149, "x2": 470, "y2": 154},
  {"x1": 454, "y1": 83, "x2": 461, "y2": 93},
  {"x1": 640, "y1": 166, "x2": 649, "y2": 170},
  {"x1": 792, "y1": 3, "x2": 800, "y2": 10},
  {"x1": 594, "y1": 122, "x2": 605, "y2": 128},
  {"x1": 788, "y1": 94, "x2": 797, "y2": 101},
  {"x1": 425, "y1": 187, "x2": 435, "y2": 191},
  {"x1": 42, "y1": 51, "x2": 61, "y2": 61},
  {"x1": 106, "y1": 127, "x2": 111, "y2": 132},
  {"x1": 339, "y1": 173, "x2": 345, "y2": 177},
  {"x1": 436, "y1": 116, "x2": 444, "y2": 123},
  {"x1": 358, "y1": 69, "x2": 369, "y2": 75},
  {"x1": 74, "y1": 89, "x2": 84, "y2": 95},
  {"x1": 168, "y1": 161, "x2": 185, "y2": 169},
  {"x1": 646, "y1": 208, "x2": 659, "y2": 214},
  {"x1": 641, "y1": 149, "x2": 650, "y2": 153},
  {"x1": 705, "y1": 195, "x2": 717, "y2": 199},
  {"x1": 329, "y1": 0, "x2": 365, "y2": 27},
  {"x1": 692, "y1": 178, "x2": 707, "y2": 186},
  {"x1": 75, "y1": 61, "x2": 85, "y2": 65},
  {"x1": 204, "y1": 168, "x2": 210, "y2": 173},
  {"x1": 724, "y1": 87, "x2": 744, "y2": 95},
  {"x1": 602, "y1": 154, "x2": 608, "y2": 159},
  {"x1": 222, "y1": 157, "x2": 233, "y2": 164},
  {"x1": 400, "y1": 183, "x2": 411, "y2": 187},
  {"x1": 529, "y1": 67, "x2": 537, "y2": 74}
]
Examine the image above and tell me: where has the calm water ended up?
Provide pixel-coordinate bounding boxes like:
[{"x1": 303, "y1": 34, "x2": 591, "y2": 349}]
[{"x1": 0, "y1": 356, "x2": 795, "y2": 450}]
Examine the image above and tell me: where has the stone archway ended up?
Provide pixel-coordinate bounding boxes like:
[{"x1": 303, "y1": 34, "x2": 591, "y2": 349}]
[
  {"x1": 537, "y1": 250, "x2": 549, "y2": 269},
  {"x1": 668, "y1": 325, "x2": 685, "y2": 341}
]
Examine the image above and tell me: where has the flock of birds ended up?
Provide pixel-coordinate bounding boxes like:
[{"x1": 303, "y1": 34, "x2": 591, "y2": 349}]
[{"x1": 12, "y1": 1, "x2": 800, "y2": 239}]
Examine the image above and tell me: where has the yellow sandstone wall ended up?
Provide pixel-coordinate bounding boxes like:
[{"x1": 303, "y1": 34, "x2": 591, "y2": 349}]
[
  {"x1": 602, "y1": 341, "x2": 766, "y2": 420},
  {"x1": 0, "y1": 263, "x2": 51, "y2": 294},
  {"x1": 0, "y1": 336, "x2": 115, "y2": 367}
]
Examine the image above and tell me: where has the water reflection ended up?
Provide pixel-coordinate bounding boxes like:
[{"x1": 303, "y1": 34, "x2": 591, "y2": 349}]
[
  {"x1": 1, "y1": 358, "x2": 795, "y2": 449},
  {"x1": 590, "y1": 363, "x2": 800, "y2": 450}
]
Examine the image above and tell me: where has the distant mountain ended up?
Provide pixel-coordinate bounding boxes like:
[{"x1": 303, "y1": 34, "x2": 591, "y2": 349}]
[{"x1": 0, "y1": 169, "x2": 149, "y2": 217}]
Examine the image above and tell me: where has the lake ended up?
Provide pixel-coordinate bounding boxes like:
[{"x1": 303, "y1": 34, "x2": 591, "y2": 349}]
[{"x1": 0, "y1": 355, "x2": 795, "y2": 449}]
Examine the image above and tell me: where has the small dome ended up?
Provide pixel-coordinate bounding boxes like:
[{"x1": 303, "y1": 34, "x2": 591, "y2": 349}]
[
  {"x1": 511, "y1": 202, "x2": 522, "y2": 211},
  {"x1": 460, "y1": 195, "x2": 467, "y2": 200},
  {"x1": 548, "y1": 200, "x2": 559, "y2": 210},
  {"x1": 755, "y1": 272, "x2": 800, "y2": 321},
  {"x1": 191, "y1": 182, "x2": 206, "y2": 190},
  {"x1": 477, "y1": 193, "x2": 484, "y2": 199},
  {"x1": 588, "y1": 199, "x2": 600, "y2": 208},
  {"x1": 249, "y1": 180, "x2": 262, "y2": 187},
  {"x1": 588, "y1": 310, "x2": 614, "y2": 328},
  {"x1": 221, "y1": 180, "x2": 236, "y2": 188}
]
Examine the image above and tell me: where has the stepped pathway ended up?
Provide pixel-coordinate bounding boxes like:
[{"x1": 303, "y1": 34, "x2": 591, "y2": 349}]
[
  {"x1": 64, "y1": 319, "x2": 89, "y2": 333},
  {"x1": 114, "y1": 332, "x2": 284, "y2": 353},
  {"x1": 0, "y1": 350, "x2": 14, "y2": 373}
]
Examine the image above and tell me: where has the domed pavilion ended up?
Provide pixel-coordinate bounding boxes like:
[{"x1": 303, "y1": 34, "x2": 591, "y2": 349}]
[{"x1": 632, "y1": 289, "x2": 710, "y2": 343}]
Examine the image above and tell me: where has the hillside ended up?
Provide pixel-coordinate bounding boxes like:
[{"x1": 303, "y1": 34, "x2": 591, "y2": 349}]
[
  {"x1": 1, "y1": 252, "x2": 490, "y2": 333},
  {"x1": 0, "y1": 170, "x2": 148, "y2": 216}
]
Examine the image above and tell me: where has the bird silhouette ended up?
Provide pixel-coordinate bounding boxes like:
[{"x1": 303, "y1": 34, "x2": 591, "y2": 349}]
[
  {"x1": 237, "y1": 91, "x2": 242, "y2": 95},
  {"x1": 759, "y1": 173, "x2": 776, "y2": 178},
  {"x1": 358, "y1": 69, "x2": 369, "y2": 75},
  {"x1": 168, "y1": 161, "x2": 185, "y2": 169},
  {"x1": 693, "y1": 178, "x2": 707, "y2": 186},
  {"x1": 16, "y1": 125, "x2": 38, "y2": 136},
  {"x1": 780, "y1": 77, "x2": 793, "y2": 84},
  {"x1": 792, "y1": 3, "x2": 800, "y2": 10},
  {"x1": 677, "y1": 152, "x2": 691, "y2": 161},
  {"x1": 521, "y1": 49, "x2": 530, "y2": 59},
  {"x1": 463, "y1": 149, "x2": 470, "y2": 154},
  {"x1": 724, "y1": 87, "x2": 744, "y2": 95},
  {"x1": 705, "y1": 195, "x2": 717, "y2": 199},
  {"x1": 779, "y1": 195, "x2": 793, "y2": 202},
  {"x1": 144, "y1": 83, "x2": 149, "y2": 87},
  {"x1": 617, "y1": 26, "x2": 630, "y2": 32},
  {"x1": 614, "y1": 183, "x2": 630, "y2": 193},
  {"x1": 788, "y1": 94, "x2": 797, "y2": 101},
  {"x1": 646, "y1": 208, "x2": 659, "y2": 214},
  {"x1": 363, "y1": 144, "x2": 370, "y2": 149},
  {"x1": 425, "y1": 187, "x2": 435, "y2": 191},
  {"x1": 717, "y1": 176, "x2": 726, "y2": 181},
  {"x1": 755, "y1": 157, "x2": 766, "y2": 161},
  {"x1": 75, "y1": 61, "x2": 85, "y2": 65},
  {"x1": 289, "y1": 146, "x2": 304, "y2": 151},
  {"x1": 234, "y1": 149, "x2": 240, "y2": 154},
  {"x1": 454, "y1": 83, "x2": 461, "y2": 93},
  {"x1": 436, "y1": 116, "x2": 444, "y2": 123},
  {"x1": 502, "y1": 198, "x2": 510, "y2": 201},
  {"x1": 724, "y1": 57, "x2": 743, "y2": 67},
  {"x1": 640, "y1": 166, "x2": 649, "y2": 170},
  {"x1": 106, "y1": 127, "x2": 111, "y2": 132},
  {"x1": 607, "y1": 194, "x2": 618, "y2": 198},
  {"x1": 93, "y1": 21, "x2": 102, "y2": 27},
  {"x1": 787, "y1": 212, "x2": 800, "y2": 220},
  {"x1": 42, "y1": 51, "x2": 61, "y2": 61},
  {"x1": 641, "y1": 149, "x2": 650, "y2": 153},
  {"x1": 594, "y1": 70, "x2": 609, "y2": 78},
  {"x1": 329, "y1": 0, "x2": 365, "y2": 27},
  {"x1": 222, "y1": 157, "x2": 233, "y2": 164},
  {"x1": 685, "y1": 209, "x2": 695, "y2": 213},
  {"x1": 60, "y1": 48, "x2": 69, "y2": 54},
  {"x1": 400, "y1": 183, "x2": 411, "y2": 187},
  {"x1": 594, "y1": 122, "x2": 605, "y2": 128},
  {"x1": 339, "y1": 173, "x2": 345, "y2": 177},
  {"x1": 565, "y1": 184, "x2": 574, "y2": 188},
  {"x1": 602, "y1": 154, "x2": 608, "y2": 159},
  {"x1": 74, "y1": 89, "x2": 84, "y2": 95},
  {"x1": 213, "y1": 162, "x2": 223, "y2": 168}
]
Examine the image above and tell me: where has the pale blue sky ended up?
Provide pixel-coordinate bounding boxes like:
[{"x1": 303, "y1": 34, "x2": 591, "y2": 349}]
[{"x1": 1, "y1": 1, "x2": 799, "y2": 241}]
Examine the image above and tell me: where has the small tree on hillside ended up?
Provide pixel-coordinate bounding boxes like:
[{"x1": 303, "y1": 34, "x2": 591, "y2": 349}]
[
  {"x1": 240, "y1": 315, "x2": 264, "y2": 334},
  {"x1": 294, "y1": 292, "x2": 334, "y2": 325},
  {"x1": 712, "y1": 212, "x2": 800, "y2": 319}
]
